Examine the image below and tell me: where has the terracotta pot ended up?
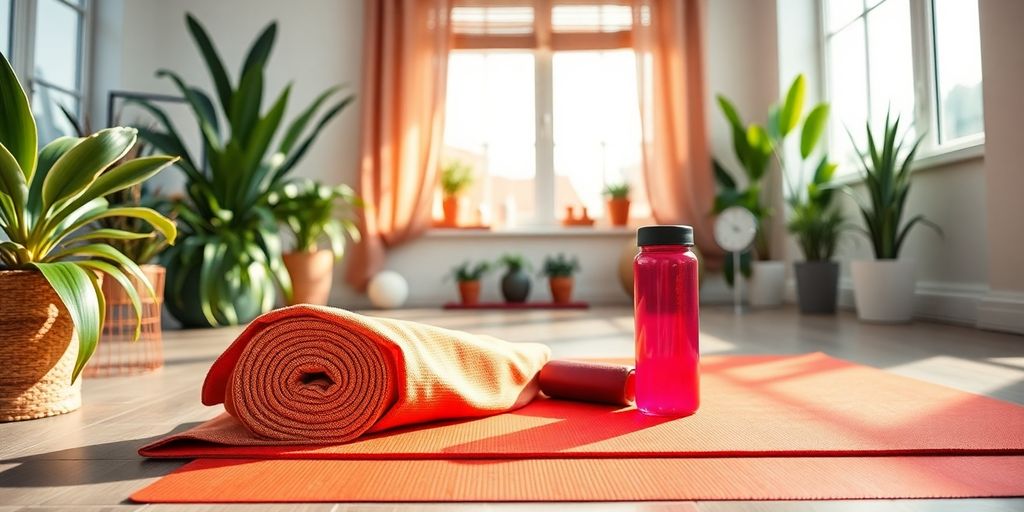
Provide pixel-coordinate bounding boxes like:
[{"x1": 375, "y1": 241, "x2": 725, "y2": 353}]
[
  {"x1": 86, "y1": 264, "x2": 166, "y2": 377},
  {"x1": 458, "y1": 280, "x2": 481, "y2": 305},
  {"x1": 0, "y1": 270, "x2": 82, "y2": 422},
  {"x1": 606, "y1": 198, "x2": 631, "y2": 227},
  {"x1": 283, "y1": 249, "x2": 335, "y2": 306},
  {"x1": 549, "y1": 276, "x2": 574, "y2": 304},
  {"x1": 442, "y1": 196, "x2": 460, "y2": 227}
]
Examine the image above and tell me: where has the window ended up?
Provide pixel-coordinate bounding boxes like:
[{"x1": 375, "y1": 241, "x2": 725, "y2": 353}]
[
  {"x1": 441, "y1": 1, "x2": 647, "y2": 228},
  {"x1": 31, "y1": 0, "x2": 90, "y2": 144},
  {"x1": 0, "y1": 0, "x2": 11, "y2": 56},
  {"x1": 821, "y1": 0, "x2": 984, "y2": 168}
]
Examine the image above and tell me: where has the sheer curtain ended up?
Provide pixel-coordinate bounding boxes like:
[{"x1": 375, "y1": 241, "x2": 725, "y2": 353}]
[
  {"x1": 346, "y1": 0, "x2": 453, "y2": 289},
  {"x1": 631, "y1": 0, "x2": 720, "y2": 259}
]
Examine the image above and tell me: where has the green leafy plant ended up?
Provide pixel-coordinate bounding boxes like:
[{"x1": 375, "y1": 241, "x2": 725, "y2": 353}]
[
  {"x1": 786, "y1": 158, "x2": 844, "y2": 261},
  {"x1": 602, "y1": 182, "x2": 631, "y2": 200},
  {"x1": 137, "y1": 14, "x2": 354, "y2": 326},
  {"x1": 847, "y1": 110, "x2": 940, "y2": 259},
  {"x1": 268, "y1": 178, "x2": 361, "y2": 255},
  {"x1": 498, "y1": 253, "x2": 532, "y2": 273},
  {"x1": 447, "y1": 260, "x2": 491, "y2": 282},
  {"x1": 441, "y1": 160, "x2": 474, "y2": 198},
  {"x1": 540, "y1": 253, "x2": 580, "y2": 278},
  {"x1": 0, "y1": 52, "x2": 177, "y2": 380}
]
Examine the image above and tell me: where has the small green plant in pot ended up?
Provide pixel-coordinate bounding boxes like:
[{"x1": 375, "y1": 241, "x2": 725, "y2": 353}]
[
  {"x1": 269, "y1": 179, "x2": 361, "y2": 306},
  {"x1": 787, "y1": 157, "x2": 845, "y2": 314},
  {"x1": 0, "y1": 53, "x2": 177, "y2": 420},
  {"x1": 447, "y1": 260, "x2": 491, "y2": 305},
  {"x1": 847, "y1": 111, "x2": 940, "y2": 323},
  {"x1": 440, "y1": 160, "x2": 474, "y2": 227},
  {"x1": 540, "y1": 253, "x2": 580, "y2": 304},
  {"x1": 137, "y1": 14, "x2": 354, "y2": 327},
  {"x1": 603, "y1": 182, "x2": 631, "y2": 227},
  {"x1": 498, "y1": 254, "x2": 533, "y2": 303}
]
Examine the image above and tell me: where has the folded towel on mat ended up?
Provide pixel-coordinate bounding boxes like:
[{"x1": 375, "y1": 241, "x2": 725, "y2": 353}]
[{"x1": 202, "y1": 305, "x2": 551, "y2": 444}]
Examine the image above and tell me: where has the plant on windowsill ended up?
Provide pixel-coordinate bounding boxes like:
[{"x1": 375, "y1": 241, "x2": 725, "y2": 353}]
[
  {"x1": 498, "y1": 253, "x2": 533, "y2": 303},
  {"x1": 440, "y1": 160, "x2": 474, "y2": 227},
  {"x1": 540, "y1": 253, "x2": 580, "y2": 304},
  {"x1": 268, "y1": 179, "x2": 362, "y2": 306},
  {"x1": 0, "y1": 53, "x2": 178, "y2": 421},
  {"x1": 602, "y1": 182, "x2": 631, "y2": 227},
  {"x1": 446, "y1": 261, "x2": 491, "y2": 306},
  {"x1": 847, "y1": 110, "x2": 941, "y2": 323},
  {"x1": 135, "y1": 14, "x2": 354, "y2": 327}
]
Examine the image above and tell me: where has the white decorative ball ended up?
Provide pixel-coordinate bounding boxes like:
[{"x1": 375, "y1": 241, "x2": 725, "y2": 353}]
[{"x1": 367, "y1": 271, "x2": 409, "y2": 309}]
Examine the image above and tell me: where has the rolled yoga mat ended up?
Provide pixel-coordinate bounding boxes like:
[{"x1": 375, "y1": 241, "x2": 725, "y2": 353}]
[{"x1": 204, "y1": 305, "x2": 552, "y2": 444}]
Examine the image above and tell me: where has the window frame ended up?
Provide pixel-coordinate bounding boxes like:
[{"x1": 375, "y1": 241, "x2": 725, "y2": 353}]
[{"x1": 818, "y1": 0, "x2": 984, "y2": 175}]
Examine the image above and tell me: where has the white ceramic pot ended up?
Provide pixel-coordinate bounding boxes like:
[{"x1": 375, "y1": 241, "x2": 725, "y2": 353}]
[
  {"x1": 851, "y1": 259, "x2": 916, "y2": 323},
  {"x1": 748, "y1": 260, "x2": 786, "y2": 308}
]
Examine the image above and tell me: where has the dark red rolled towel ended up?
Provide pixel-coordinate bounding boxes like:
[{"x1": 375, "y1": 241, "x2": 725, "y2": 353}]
[{"x1": 539, "y1": 360, "x2": 635, "y2": 406}]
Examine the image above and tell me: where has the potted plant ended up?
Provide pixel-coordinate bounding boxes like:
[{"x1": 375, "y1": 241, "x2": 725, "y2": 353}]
[
  {"x1": 137, "y1": 14, "x2": 354, "y2": 327},
  {"x1": 848, "y1": 111, "x2": 940, "y2": 323},
  {"x1": 0, "y1": 53, "x2": 177, "y2": 420},
  {"x1": 440, "y1": 160, "x2": 474, "y2": 227},
  {"x1": 269, "y1": 179, "x2": 361, "y2": 305},
  {"x1": 541, "y1": 253, "x2": 580, "y2": 304},
  {"x1": 787, "y1": 158, "x2": 844, "y2": 314},
  {"x1": 498, "y1": 254, "x2": 532, "y2": 303},
  {"x1": 603, "y1": 182, "x2": 631, "y2": 227},
  {"x1": 447, "y1": 261, "x2": 491, "y2": 305}
]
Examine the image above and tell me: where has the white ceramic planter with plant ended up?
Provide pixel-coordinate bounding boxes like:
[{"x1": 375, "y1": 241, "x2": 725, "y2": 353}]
[
  {"x1": 847, "y1": 111, "x2": 940, "y2": 323},
  {"x1": 0, "y1": 53, "x2": 177, "y2": 421}
]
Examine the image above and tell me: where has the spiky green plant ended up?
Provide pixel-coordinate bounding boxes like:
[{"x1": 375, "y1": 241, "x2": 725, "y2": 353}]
[
  {"x1": 0, "y1": 52, "x2": 177, "y2": 380},
  {"x1": 440, "y1": 160, "x2": 474, "y2": 198},
  {"x1": 602, "y1": 183, "x2": 631, "y2": 200},
  {"x1": 135, "y1": 14, "x2": 354, "y2": 326},
  {"x1": 446, "y1": 260, "x2": 491, "y2": 282},
  {"x1": 498, "y1": 253, "x2": 532, "y2": 273},
  {"x1": 268, "y1": 179, "x2": 361, "y2": 255},
  {"x1": 847, "y1": 110, "x2": 940, "y2": 259},
  {"x1": 540, "y1": 253, "x2": 580, "y2": 278},
  {"x1": 786, "y1": 157, "x2": 844, "y2": 261}
]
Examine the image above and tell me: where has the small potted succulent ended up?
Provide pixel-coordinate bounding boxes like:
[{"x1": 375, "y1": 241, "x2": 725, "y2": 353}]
[
  {"x1": 498, "y1": 254, "x2": 533, "y2": 303},
  {"x1": 541, "y1": 253, "x2": 580, "y2": 304},
  {"x1": 447, "y1": 261, "x2": 491, "y2": 305},
  {"x1": 440, "y1": 160, "x2": 475, "y2": 227},
  {"x1": 603, "y1": 182, "x2": 631, "y2": 227},
  {"x1": 269, "y1": 179, "x2": 361, "y2": 306}
]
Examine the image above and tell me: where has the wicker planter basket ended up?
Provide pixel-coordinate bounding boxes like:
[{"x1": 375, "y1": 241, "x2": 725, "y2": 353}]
[
  {"x1": 84, "y1": 264, "x2": 166, "y2": 378},
  {"x1": 0, "y1": 270, "x2": 82, "y2": 422}
]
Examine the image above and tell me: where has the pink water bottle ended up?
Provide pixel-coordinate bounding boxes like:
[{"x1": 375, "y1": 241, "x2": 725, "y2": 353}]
[{"x1": 633, "y1": 225, "x2": 700, "y2": 417}]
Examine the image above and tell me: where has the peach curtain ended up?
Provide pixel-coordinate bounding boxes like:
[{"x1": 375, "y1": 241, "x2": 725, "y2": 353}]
[
  {"x1": 346, "y1": 0, "x2": 453, "y2": 289},
  {"x1": 631, "y1": 0, "x2": 720, "y2": 260}
]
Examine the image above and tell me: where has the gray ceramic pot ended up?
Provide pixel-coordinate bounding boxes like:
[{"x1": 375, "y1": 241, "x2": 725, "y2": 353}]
[
  {"x1": 501, "y1": 268, "x2": 532, "y2": 303},
  {"x1": 794, "y1": 261, "x2": 839, "y2": 314}
]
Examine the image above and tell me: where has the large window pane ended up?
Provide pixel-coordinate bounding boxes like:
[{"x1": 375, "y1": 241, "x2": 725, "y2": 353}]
[
  {"x1": 442, "y1": 52, "x2": 535, "y2": 225},
  {"x1": 933, "y1": 0, "x2": 984, "y2": 142},
  {"x1": 553, "y1": 50, "x2": 645, "y2": 220},
  {"x1": 825, "y1": 0, "x2": 864, "y2": 32},
  {"x1": 867, "y1": 0, "x2": 915, "y2": 131},
  {"x1": 827, "y1": 20, "x2": 868, "y2": 164},
  {"x1": 34, "y1": 0, "x2": 81, "y2": 91},
  {"x1": 32, "y1": 85, "x2": 78, "y2": 144}
]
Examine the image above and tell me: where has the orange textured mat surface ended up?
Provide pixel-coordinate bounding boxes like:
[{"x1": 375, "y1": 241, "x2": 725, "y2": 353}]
[
  {"x1": 132, "y1": 456, "x2": 1024, "y2": 502},
  {"x1": 141, "y1": 353, "x2": 1024, "y2": 459}
]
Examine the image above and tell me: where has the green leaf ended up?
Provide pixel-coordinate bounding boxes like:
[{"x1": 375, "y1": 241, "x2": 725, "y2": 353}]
[
  {"x1": 62, "y1": 206, "x2": 177, "y2": 246},
  {"x1": 130, "y1": 100, "x2": 198, "y2": 171},
  {"x1": 272, "y1": 95, "x2": 354, "y2": 182},
  {"x1": 76, "y1": 260, "x2": 144, "y2": 341},
  {"x1": 712, "y1": 159, "x2": 737, "y2": 189},
  {"x1": 56, "y1": 156, "x2": 179, "y2": 221},
  {"x1": 229, "y1": 64, "x2": 264, "y2": 144},
  {"x1": 278, "y1": 86, "x2": 341, "y2": 154},
  {"x1": 156, "y1": 70, "x2": 222, "y2": 151},
  {"x1": 30, "y1": 137, "x2": 82, "y2": 217},
  {"x1": 779, "y1": 74, "x2": 806, "y2": 137},
  {"x1": 800, "y1": 104, "x2": 830, "y2": 158},
  {"x1": 41, "y1": 128, "x2": 137, "y2": 213},
  {"x1": 31, "y1": 261, "x2": 102, "y2": 382},
  {"x1": 47, "y1": 244, "x2": 157, "y2": 302},
  {"x1": 0, "y1": 52, "x2": 37, "y2": 181},
  {"x1": 185, "y1": 13, "x2": 233, "y2": 111},
  {"x1": 241, "y1": 21, "x2": 277, "y2": 76},
  {"x1": 0, "y1": 141, "x2": 27, "y2": 222}
]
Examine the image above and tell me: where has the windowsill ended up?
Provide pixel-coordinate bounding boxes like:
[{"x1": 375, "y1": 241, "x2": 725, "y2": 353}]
[
  {"x1": 425, "y1": 225, "x2": 637, "y2": 238},
  {"x1": 832, "y1": 138, "x2": 985, "y2": 186}
]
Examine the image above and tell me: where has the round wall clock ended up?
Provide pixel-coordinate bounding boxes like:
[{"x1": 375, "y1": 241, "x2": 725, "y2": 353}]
[{"x1": 714, "y1": 206, "x2": 757, "y2": 253}]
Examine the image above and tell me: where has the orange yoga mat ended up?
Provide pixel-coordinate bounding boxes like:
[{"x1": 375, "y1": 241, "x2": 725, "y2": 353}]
[
  {"x1": 141, "y1": 352, "x2": 1024, "y2": 459},
  {"x1": 132, "y1": 456, "x2": 1024, "y2": 502},
  {"x1": 200, "y1": 305, "x2": 550, "y2": 443}
]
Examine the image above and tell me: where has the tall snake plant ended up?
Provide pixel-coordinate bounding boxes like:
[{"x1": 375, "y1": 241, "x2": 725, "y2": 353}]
[
  {"x1": 136, "y1": 14, "x2": 354, "y2": 326},
  {"x1": 0, "y1": 52, "x2": 177, "y2": 380}
]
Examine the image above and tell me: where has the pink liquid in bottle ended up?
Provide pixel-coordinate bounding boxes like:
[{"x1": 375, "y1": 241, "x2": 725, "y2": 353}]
[{"x1": 634, "y1": 225, "x2": 700, "y2": 417}]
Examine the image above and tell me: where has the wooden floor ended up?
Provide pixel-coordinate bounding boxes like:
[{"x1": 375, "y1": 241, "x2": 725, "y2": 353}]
[{"x1": 2, "y1": 305, "x2": 1023, "y2": 511}]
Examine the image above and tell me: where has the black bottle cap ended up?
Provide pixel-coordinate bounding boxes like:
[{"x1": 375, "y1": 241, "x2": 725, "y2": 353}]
[{"x1": 637, "y1": 225, "x2": 694, "y2": 247}]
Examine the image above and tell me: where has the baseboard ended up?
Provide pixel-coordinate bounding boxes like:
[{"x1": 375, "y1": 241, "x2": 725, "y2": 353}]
[
  {"x1": 977, "y1": 290, "x2": 1024, "y2": 335},
  {"x1": 835, "y1": 278, "x2": 988, "y2": 327}
]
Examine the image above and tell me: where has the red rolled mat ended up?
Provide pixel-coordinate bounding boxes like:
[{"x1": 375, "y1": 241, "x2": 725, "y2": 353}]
[
  {"x1": 141, "y1": 353, "x2": 1024, "y2": 458},
  {"x1": 201, "y1": 305, "x2": 551, "y2": 444},
  {"x1": 131, "y1": 456, "x2": 1024, "y2": 502},
  {"x1": 540, "y1": 360, "x2": 635, "y2": 405}
]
